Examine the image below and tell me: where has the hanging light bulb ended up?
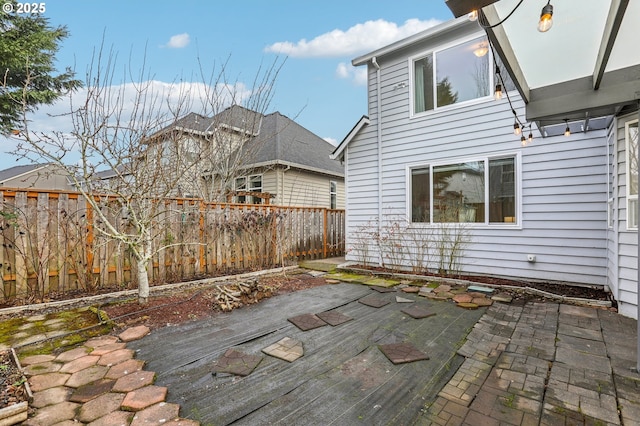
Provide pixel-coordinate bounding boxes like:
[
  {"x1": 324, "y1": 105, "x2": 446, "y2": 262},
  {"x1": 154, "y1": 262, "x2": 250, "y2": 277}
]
[
  {"x1": 513, "y1": 121, "x2": 521, "y2": 135},
  {"x1": 494, "y1": 84, "x2": 503, "y2": 100},
  {"x1": 473, "y1": 43, "x2": 489, "y2": 57},
  {"x1": 528, "y1": 130, "x2": 533, "y2": 143},
  {"x1": 521, "y1": 135, "x2": 528, "y2": 147},
  {"x1": 538, "y1": 1, "x2": 553, "y2": 32},
  {"x1": 468, "y1": 10, "x2": 478, "y2": 21},
  {"x1": 564, "y1": 120, "x2": 571, "y2": 137}
]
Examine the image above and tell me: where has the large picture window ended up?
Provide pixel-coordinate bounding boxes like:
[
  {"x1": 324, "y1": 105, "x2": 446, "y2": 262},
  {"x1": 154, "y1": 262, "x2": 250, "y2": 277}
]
[
  {"x1": 410, "y1": 155, "x2": 517, "y2": 225},
  {"x1": 413, "y1": 36, "x2": 515, "y2": 115},
  {"x1": 626, "y1": 120, "x2": 639, "y2": 229}
]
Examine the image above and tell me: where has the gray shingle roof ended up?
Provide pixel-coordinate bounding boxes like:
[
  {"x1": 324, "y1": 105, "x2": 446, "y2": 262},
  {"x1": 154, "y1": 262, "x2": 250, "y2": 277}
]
[
  {"x1": 0, "y1": 163, "x2": 49, "y2": 183},
  {"x1": 245, "y1": 112, "x2": 343, "y2": 176}
]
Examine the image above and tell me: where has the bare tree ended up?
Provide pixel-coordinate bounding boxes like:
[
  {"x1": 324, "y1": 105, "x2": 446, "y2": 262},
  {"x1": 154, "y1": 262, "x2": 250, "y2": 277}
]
[{"x1": 10, "y1": 48, "x2": 283, "y2": 303}]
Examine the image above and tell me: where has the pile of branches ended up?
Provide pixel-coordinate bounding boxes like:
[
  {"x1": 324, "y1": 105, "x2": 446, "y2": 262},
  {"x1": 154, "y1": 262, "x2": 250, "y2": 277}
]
[{"x1": 212, "y1": 278, "x2": 274, "y2": 312}]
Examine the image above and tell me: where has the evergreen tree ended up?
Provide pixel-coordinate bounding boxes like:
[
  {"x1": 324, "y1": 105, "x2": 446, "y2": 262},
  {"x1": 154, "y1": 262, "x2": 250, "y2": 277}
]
[{"x1": 0, "y1": 4, "x2": 82, "y2": 134}]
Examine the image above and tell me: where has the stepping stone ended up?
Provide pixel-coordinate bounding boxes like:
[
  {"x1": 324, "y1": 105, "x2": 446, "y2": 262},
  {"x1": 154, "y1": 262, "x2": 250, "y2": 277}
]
[
  {"x1": 287, "y1": 313, "x2": 327, "y2": 331},
  {"x1": 468, "y1": 285, "x2": 494, "y2": 294},
  {"x1": 370, "y1": 285, "x2": 396, "y2": 293},
  {"x1": 418, "y1": 287, "x2": 434, "y2": 297},
  {"x1": 316, "y1": 311, "x2": 353, "y2": 326},
  {"x1": 467, "y1": 291, "x2": 488, "y2": 298},
  {"x1": 395, "y1": 296, "x2": 414, "y2": 303},
  {"x1": 358, "y1": 294, "x2": 390, "y2": 308},
  {"x1": 401, "y1": 305, "x2": 436, "y2": 319},
  {"x1": 262, "y1": 337, "x2": 304, "y2": 362},
  {"x1": 472, "y1": 297, "x2": 493, "y2": 307},
  {"x1": 433, "y1": 284, "x2": 451, "y2": 293},
  {"x1": 213, "y1": 348, "x2": 263, "y2": 377},
  {"x1": 401, "y1": 286, "x2": 420, "y2": 293},
  {"x1": 69, "y1": 378, "x2": 115, "y2": 403},
  {"x1": 492, "y1": 293, "x2": 513, "y2": 303},
  {"x1": 118, "y1": 325, "x2": 150, "y2": 342},
  {"x1": 453, "y1": 293, "x2": 474, "y2": 304},
  {"x1": 457, "y1": 302, "x2": 479, "y2": 310},
  {"x1": 378, "y1": 342, "x2": 429, "y2": 364}
]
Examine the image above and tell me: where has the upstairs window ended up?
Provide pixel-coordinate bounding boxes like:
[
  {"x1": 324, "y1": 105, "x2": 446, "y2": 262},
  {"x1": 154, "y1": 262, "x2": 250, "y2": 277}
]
[
  {"x1": 330, "y1": 181, "x2": 337, "y2": 209},
  {"x1": 413, "y1": 36, "x2": 515, "y2": 115}
]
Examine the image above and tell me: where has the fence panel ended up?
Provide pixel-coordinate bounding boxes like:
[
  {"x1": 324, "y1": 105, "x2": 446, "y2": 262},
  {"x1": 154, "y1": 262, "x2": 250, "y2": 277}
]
[{"x1": 0, "y1": 188, "x2": 345, "y2": 302}]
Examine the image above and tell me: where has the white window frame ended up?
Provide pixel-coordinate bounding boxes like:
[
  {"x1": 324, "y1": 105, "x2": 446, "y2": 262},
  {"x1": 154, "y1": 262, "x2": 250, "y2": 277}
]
[
  {"x1": 409, "y1": 33, "x2": 494, "y2": 118},
  {"x1": 625, "y1": 119, "x2": 639, "y2": 230},
  {"x1": 330, "y1": 180, "x2": 337, "y2": 209},
  {"x1": 406, "y1": 151, "x2": 522, "y2": 228}
]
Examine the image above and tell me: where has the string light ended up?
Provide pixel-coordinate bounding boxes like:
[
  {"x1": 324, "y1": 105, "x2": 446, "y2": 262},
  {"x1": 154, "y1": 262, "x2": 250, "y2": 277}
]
[
  {"x1": 468, "y1": 10, "x2": 478, "y2": 21},
  {"x1": 513, "y1": 120, "x2": 521, "y2": 135},
  {"x1": 521, "y1": 135, "x2": 528, "y2": 146},
  {"x1": 564, "y1": 119, "x2": 571, "y2": 137},
  {"x1": 538, "y1": 1, "x2": 554, "y2": 32}
]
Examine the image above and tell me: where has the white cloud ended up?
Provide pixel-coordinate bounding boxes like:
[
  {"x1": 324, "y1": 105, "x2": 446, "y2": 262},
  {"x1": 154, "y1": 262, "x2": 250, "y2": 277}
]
[
  {"x1": 323, "y1": 137, "x2": 338, "y2": 146},
  {"x1": 265, "y1": 18, "x2": 441, "y2": 58},
  {"x1": 164, "y1": 33, "x2": 191, "y2": 49},
  {"x1": 335, "y1": 62, "x2": 368, "y2": 86}
]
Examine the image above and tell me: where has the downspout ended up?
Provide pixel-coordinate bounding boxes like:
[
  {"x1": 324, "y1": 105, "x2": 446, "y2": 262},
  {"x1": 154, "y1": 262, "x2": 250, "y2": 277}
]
[
  {"x1": 372, "y1": 56, "x2": 383, "y2": 266},
  {"x1": 637, "y1": 100, "x2": 640, "y2": 373}
]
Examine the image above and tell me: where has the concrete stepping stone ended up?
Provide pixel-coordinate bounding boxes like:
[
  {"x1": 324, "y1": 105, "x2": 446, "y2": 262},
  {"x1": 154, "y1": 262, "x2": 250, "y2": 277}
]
[
  {"x1": 113, "y1": 370, "x2": 156, "y2": 392},
  {"x1": 59, "y1": 355, "x2": 100, "y2": 374},
  {"x1": 433, "y1": 284, "x2": 451, "y2": 293},
  {"x1": 370, "y1": 285, "x2": 396, "y2": 293},
  {"x1": 130, "y1": 401, "x2": 180, "y2": 426},
  {"x1": 118, "y1": 325, "x2": 150, "y2": 342},
  {"x1": 472, "y1": 297, "x2": 493, "y2": 307},
  {"x1": 31, "y1": 386, "x2": 71, "y2": 408},
  {"x1": 85, "y1": 335, "x2": 119, "y2": 348},
  {"x1": 401, "y1": 305, "x2": 436, "y2": 319},
  {"x1": 69, "y1": 378, "x2": 115, "y2": 403},
  {"x1": 24, "y1": 360, "x2": 62, "y2": 375},
  {"x1": 378, "y1": 342, "x2": 430, "y2": 364},
  {"x1": 316, "y1": 311, "x2": 353, "y2": 326},
  {"x1": 492, "y1": 293, "x2": 513, "y2": 303},
  {"x1": 358, "y1": 294, "x2": 390, "y2": 308},
  {"x1": 66, "y1": 365, "x2": 109, "y2": 388},
  {"x1": 468, "y1": 285, "x2": 494, "y2": 294},
  {"x1": 22, "y1": 400, "x2": 79, "y2": 425},
  {"x1": 262, "y1": 337, "x2": 304, "y2": 362},
  {"x1": 56, "y1": 347, "x2": 91, "y2": 363},
  {"x1": 457, "y1": 302, "x2": 479, "y2": 310},
  {"x1": 213, "y1": 348, "x2": 263, "y2": 377},
  {"x1": 98, "y1": 348, "x2": 135, "y2": 366},
  {"x1": 395, "y1": 296, "x2": 414, "y2": 303},
  {"x1": 105, "y1": 358, "x2": 145, "y2": 380},
  {"x1": 418, "y1": 287, "x2": 434, "y2": 297},
  {"x1": 77, "y1": 392, "x2": 125, "y2": 423},
  {"x1": 402, "y1": 286, "x2": 420, "y2": 293},
  {"x1": 90, "y1": 342, "x2": 127, "y2": 356},
  {"x1": 28, "y1": 372, "x2": 71, "y2": 392},
  {"x1": 453, "y1": 293, "x2": 474, "y2": 304},
  {"x1": 88, "y1": 410, "x2": 133, "y2": 426},
  {"x1": 121, "y1": 385, "x2": 168, "y2": 411},
  {"x1": 20, "y1": 354, "x2": 55, "y2": 366},
  {"x1": 287, "y1": 313, "x2": 327, "y2": 331}
]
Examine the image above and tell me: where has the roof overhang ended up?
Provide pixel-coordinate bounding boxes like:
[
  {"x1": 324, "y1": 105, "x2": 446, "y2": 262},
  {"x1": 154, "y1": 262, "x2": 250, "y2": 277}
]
[
  {"x1": 445, "y1": 0, "x2": 640, "y2": 127},
  {"x1": 331, "y1": 115, "x2": 370, "y2": 161}
]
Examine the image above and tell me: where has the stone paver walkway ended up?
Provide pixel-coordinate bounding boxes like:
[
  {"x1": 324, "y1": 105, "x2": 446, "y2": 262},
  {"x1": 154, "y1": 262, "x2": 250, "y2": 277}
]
[
  {"x1": 423, "y1": 302, "x2": 640, "y2": 425},
  {"x1": 21, "y1": 325, "x2": 199, "y2": 426}
]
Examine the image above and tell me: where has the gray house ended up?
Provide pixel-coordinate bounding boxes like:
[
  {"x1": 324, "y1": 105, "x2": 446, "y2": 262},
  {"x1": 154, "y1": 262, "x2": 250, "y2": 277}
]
[
  {"x1": 0, "y1": 163, "x2": 72, "y2": 190},
  {"x1": 143, "y1": 106, "x2": 345, "y2": 208},
  {"x1": 333, "y1": 11, "x2": 639, "y2": 319}
]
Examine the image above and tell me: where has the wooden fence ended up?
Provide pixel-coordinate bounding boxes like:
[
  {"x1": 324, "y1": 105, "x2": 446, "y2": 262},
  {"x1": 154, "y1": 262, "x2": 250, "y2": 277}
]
[{"x1": 0, "y1": 188, "x2": 345, "y2": 302}]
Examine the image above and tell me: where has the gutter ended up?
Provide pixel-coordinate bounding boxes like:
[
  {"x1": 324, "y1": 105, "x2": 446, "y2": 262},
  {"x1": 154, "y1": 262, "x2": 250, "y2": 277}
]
[{"x1": 372, "y1": 57, "x2": 383, "y2": 266}]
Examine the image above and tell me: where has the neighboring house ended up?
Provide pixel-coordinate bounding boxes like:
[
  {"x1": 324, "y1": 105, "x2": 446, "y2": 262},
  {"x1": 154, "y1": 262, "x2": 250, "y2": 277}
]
[
  {"x1": 332, "y1": 16, "x2": 639, "y2": 318},
  {"x1": 140, "y1": 105, "x2": 344, "y2": 208},
  {"x1": 0, "y1": 163, "x2": 72, "y2": 190}
]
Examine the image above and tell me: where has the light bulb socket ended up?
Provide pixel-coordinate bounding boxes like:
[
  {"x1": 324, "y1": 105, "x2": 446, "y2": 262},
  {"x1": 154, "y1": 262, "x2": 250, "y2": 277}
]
[
  {"x1": 528, "y1": 132, "x2": 533, "y2": 143},
  {"x1": 514, "y1": 122, "x2": 521, "y2": 135}
]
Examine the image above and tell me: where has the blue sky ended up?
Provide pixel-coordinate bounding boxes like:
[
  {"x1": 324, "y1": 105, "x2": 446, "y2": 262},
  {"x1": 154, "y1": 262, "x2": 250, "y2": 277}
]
[{"x1": 3, "y1": 0, "x2": 455, "y2": 170}]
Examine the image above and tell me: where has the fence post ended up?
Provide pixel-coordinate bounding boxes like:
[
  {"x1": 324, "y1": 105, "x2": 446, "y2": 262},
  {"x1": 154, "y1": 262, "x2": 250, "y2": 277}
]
[
  {"x1": 85, "y1": 201, "x2": 94, "y2": 287},
  {"x1": 323, "y1": 208, "x2": 328, "y2": 259},
  {"x1": 199, "y1": 200, "x2": 206, "y2": 274}
]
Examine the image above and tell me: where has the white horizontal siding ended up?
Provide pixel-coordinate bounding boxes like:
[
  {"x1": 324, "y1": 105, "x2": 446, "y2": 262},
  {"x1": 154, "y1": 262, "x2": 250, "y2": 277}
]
[{"x1": 344, "y1": 28, "x2": 612, "y2": 288}]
